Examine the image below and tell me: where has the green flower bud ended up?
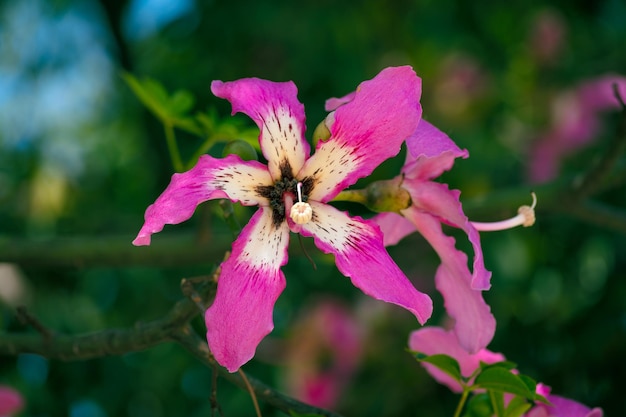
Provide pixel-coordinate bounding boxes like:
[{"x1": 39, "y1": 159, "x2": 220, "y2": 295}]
[
  {"x1": 222, "y1": 140, "x2": 258, "y2": 161},
  {"x1": 312, "y1": 118, "x2": 332, "y2": 148},
  {"x1": 364, "y1": 177, "x2": 412, "y2": 213}
]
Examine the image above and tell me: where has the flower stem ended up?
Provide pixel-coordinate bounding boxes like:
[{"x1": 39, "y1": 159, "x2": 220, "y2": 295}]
[
  {"x1": 453, "y1": 388, "x2": 470, "y2": 417},
  {"x1": 164, "y1": 122, "x2": 184, "y2": 173},
  {"x1": 332, "y1": 189, "x2": 368, "y2": 205}
]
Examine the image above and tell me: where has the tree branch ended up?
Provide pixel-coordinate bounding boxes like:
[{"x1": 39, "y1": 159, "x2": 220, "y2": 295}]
[
  {"x1": 0, "y1": 278, "x2": 343, "y2": 417},
  {"x1": 0, "y1": 278, "x2": 214, "y2": 359},
  {"x1": 0, "y1": 233, "x2": 230, "y2": 267}
]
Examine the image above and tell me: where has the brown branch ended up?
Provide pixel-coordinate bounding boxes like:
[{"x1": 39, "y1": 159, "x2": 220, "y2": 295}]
[
  {"x1": 0, "y1": 279, "x2": 215, "y2": 359},
  {"x1": 0, "y1": 278, "x2": 343, "y2": 417},
  {"x1": 16, "y1": 306, "x2": 53, "y2": 340}
]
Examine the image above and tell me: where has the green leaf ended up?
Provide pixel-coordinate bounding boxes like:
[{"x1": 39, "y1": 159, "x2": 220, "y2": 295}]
[
  {"x1": 518, "y1": 374, "x2": 537, "y2": 393},
  {"x1": 534, "y1": 393, "x2": 551, "y2": 405},
  {"x1": 170, "y1": 90, "x2": 194, "y2": 114},
  {"x1": 412, "y1": 352, "x2": 463, "y2": 383},
  {"x1": 474, "y1": 367, "x2": 536, "y2": 399},
  {"x1": 490, "y1": 389, "x2": 505, "y2": 417},
  {"x1": 504, "y1": 396, "x2": 532, "y2": 417},
  {"x1": 462, "y1": 393, "x2": 493, "y2": 417},
  {"x1": 479, "y1": 360, "x2": 518, "y2": 371},
  {"x1": 122, "y1": 73, "x2": 201, "y2": 135}
]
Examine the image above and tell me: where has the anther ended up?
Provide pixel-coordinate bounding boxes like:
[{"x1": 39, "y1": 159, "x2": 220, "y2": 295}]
[
  {"x1": 290, "y1": 182, "x2": 313, "y2": 225},
  {"x1": 471, "y1": 192, "x2": 537, "y2": 232}
]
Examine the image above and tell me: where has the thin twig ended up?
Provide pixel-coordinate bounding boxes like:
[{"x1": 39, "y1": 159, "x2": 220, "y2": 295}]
[
  {"x1": 16, "y1": 306, "x2": 53, "y2": 340},
  {"x1": 172, "y1": 329, "x2": 344, "y2": 417},
  {"x1": 210, "y1": 360, "x2": 224, "y2": 417},
  {"x1": 239, "y1": 369, "x2": 263, "y2": 417}
]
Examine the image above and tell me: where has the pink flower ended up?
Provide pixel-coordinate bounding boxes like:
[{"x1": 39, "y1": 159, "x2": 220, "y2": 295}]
[
  {"x1": 529, "y1": 74, "x2": 626, "y2": 183},
  {"x1": 0, "y1": 385, "x2": 24, "y2": 416},
  {"x1": 283, "y1": 300, "x2": 363, "y2": 409},
  {"x1": 133, "y1": 66, "x2": 433, "y2": 372},
  {"x1": 373, "y1": 120, "x2": 495, "y2": 353},
  {"x1": 527, "y1": 9, "x2": 567, "y2": 65}
]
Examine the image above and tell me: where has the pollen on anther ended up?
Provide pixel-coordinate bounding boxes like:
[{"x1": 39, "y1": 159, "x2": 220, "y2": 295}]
[
  {"x1": 290, "y1": 202, "x2": 313, "y2": 225},
  {"x1": 290, "y1": 181, "x2": 313, "y2": 224}
]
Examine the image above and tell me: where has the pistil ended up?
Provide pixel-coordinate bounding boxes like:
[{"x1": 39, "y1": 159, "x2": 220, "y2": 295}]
[
  {"x1": 471, "y1": 192, "x2": 537, "y2": 232},
  {"x1": 290, "y1": 182, "x2": 313, "y2": 225}
]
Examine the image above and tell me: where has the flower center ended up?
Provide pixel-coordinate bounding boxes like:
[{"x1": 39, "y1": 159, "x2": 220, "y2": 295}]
[
  {"x1": 290, "y1": 182, "x2": 313, "y2": 224},
  {"x1": 254, "y1": 162, "x2": 315, "y2": 227}
]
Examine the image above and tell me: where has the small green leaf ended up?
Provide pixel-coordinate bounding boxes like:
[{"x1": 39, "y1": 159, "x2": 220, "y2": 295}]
[
  {"x1": 412, "y1": 352, "x2": 463, "y2": 382},
  {"x1": 170, "y1": 90, "x2": 195, "y2": 114},
  {"x1": 463, "y1": 393, "x2": 493, "y2": 417},
  {"x1": 504, "y1": 396, "x2": 533, "y2": 417},
  {"x1": 534, "y1": 393, "x2": 551, "y2": 405},
  {"x1": 518, "y1": 374, "x2": 538, "y2": 393},
  {"x1": 474, "y1": 367, "x2": 535, "y2": 399},
  {"x1": 479, "y1": 360, "x2": 518, "y2": 371},
  {"x1": 122, "y1": 72, "x2": 201, "y2": 134}
]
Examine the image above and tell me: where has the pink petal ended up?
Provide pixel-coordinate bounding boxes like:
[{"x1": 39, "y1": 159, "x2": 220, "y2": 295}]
[
  {"x1": 211, "y1": 78, "x2": 309, "y2": 180},
  {"x1": 0, "y1": 385, "x2": 24, "y2": 415},
  {"x1": 133, "y1": 154, "x2": 272, "y2": 246},
  {"x1": 527, "y1": 395, "x2": 604, "y2": 417},
  {"x1": 403, "y1": 180, "x2": 492, "y2": 290},
  {"x1": 404, "y1": 207, "x2": 495, "y2": 352},
  {"x1": 324, "y1": 91, "x2": 356, "y2": 111},
  {"x1": 408, "y1": 327, "x2": 505, "y2": 393},
  {"x1": 405, "y1": 120, "x2": 468, "y2": 166},
  {"x1": 300, "y1": 66, "x2": 422, "y2": 202},
  {"x1": 372, "y1": 211, "x2": 417, "y2": 246},
  {"x1": 300, "y1": 201, "x2": 433, "y2": 324},
  {"x1": 205, "y1": 207, "x2": 290, "y2": 372}
]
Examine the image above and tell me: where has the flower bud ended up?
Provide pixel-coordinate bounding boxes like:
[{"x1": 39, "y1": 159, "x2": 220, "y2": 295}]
[
  {"x1": 312, "y1": 118, "x2": 332, "y2": 148},
  {"x1": 364, "y1": 177, "x2": 412, "y2": 213},
  {"x1": 222, "y1": 140, "x2": 258, "y2": 161}
]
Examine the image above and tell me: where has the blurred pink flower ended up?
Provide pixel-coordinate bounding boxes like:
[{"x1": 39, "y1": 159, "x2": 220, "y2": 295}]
[
  {"x1": 529, "y1": 74, "x2": 626, "y2": 183},
  {"x1": 0, "y1": 385, "x2": 24, "y2": 416},
  {"x1": 527, "y1": 9, "x2": 567, "y2": 65},
  {"x1": 284, "y1": 299, "x2": 363, "y2": 409},
  {"x1": 431, "y1": 54, "x2": 491, "y2": 119}
]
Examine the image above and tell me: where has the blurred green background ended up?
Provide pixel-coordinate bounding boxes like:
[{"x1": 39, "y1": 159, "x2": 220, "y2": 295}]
[{"x1": 1, "y1": 0, "x2": 625, "y2": 416}]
